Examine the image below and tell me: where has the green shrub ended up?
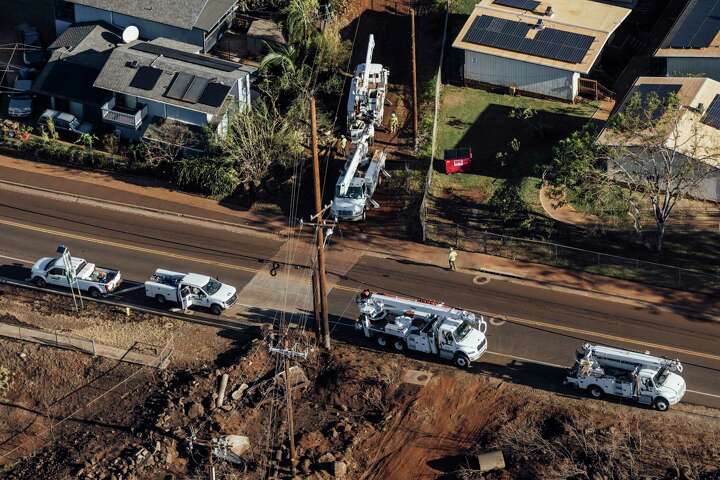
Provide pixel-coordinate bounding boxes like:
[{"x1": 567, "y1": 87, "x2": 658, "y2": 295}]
[{"x1": 173, "y1": 157, "x2": 239, "y2": 197}]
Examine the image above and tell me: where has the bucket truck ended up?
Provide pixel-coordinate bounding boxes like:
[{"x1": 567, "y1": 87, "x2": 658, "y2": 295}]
[
  {"x1": 347, "y1": 34, "x2": 389, "y2": 141},
  {"x1": 331, "y1": 126, "x2": 387, "y2": 221},
  {"x1": 565, "y1": 343, "x2": 686, "y2": 411},
  {"x1": 355, "y1": 290, "x2": 488, "y2": 368}
]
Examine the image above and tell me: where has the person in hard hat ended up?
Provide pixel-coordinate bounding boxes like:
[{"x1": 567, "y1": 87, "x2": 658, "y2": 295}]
[
  {"x1": 448, "y1": 247, "x2": 458, "y2": 271},
  {"x1": 338, "y1": 135, "x2": 347, "y2": 156},
  {"x1": 390, "y1": 112, "x2": 398, "y2": 134}
]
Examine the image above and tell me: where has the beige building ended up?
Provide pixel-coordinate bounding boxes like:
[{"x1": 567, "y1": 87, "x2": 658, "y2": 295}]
[
  {"x1": 599, "y1": 76, "x2": 720, "y2": 202},
  {"x1": 452, "y1": 0, "x2": 631, "y2": 101}
]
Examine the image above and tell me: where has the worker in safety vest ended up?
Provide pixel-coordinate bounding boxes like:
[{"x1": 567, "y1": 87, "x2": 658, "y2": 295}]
[
  {"x1": 448, "y1": 247, "x2": 458, "y2": 271},
  {"x1": 390, "y1": 112, "x2": 398, "y2": 134},
  {"x1": 338, "y1": 135, "x2": 347, "y2": 156}
]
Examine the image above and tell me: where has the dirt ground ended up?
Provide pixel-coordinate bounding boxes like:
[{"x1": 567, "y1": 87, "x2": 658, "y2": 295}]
[{"x1": 1, "y1": 286, "x2": 720, "y2": 479}]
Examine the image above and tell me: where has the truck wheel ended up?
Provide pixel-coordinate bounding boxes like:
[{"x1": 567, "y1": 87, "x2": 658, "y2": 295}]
[
  {"x1": 654, "y1": 397, "x2": 669, "y2": 412},
  {"x1": 210, "y1": 304, "x2": 223, "y2": 315},
  {"x1": 155, "y1": 294, "x2": 166, "y2": 305},
  {"x1": 454, "y1": 353, "x2": 470, "y2": 368},
  {"x1": 392, "y1": 339, "x2": 405, "y2": 352},
  {"x1": 32, "y1": 277, "x2": 46, "y2": 288},
  {"x1": 588, "y1": 385, "x2": 603, "y2": 399},
  {"x1": 88, "y1": 288, "x2": 101, "y2": 299},
  {"x1": 376, "y1": 335, "x2": 389, "y2": 348}
]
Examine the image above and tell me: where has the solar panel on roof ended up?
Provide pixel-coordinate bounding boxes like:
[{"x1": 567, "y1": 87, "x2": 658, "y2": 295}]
[
  {"x1": 130, "y1": 43, "x2": 239, "y2": 73},
  {"x1": 668, "y1": 0, "x2": 720, "y2": 48},
  {"x1": 702, "y1": 94, "x2": 720, "y2": 129},
  {"x1": 624, "y1": 84, "x2": 682, "y2": 120},
  {"x1": 183, "y1": 76, "x2": 210, "y2": 103},
  {"x1": 129, "y1": 66, "x2": 162, "y2": 90},
  {"x1": 199, "y1": 83, "x2": 231, "y2": 108},
  {"x1": 493, "y1": 0, "x2": 540, "y2": 11},
  {"x1": 165, "y1": 72, "x2": 194, "y2": 100},
  {"x1": 462, "y1": 15, "x2": 594, "y2": 64}
]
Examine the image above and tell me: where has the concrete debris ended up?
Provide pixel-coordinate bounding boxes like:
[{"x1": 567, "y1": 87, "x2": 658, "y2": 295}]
[
  {"x1": 333, "y1": 460, "x2": 348, "y2": 479},
  {"x1": 477, "y1": 450, "x2": 505, "y2": 473},
  {"x1": 231, "y1": 383, "x2": 249, "y2": 400},
  {"x1": 275, "y1": 365, "x2": 308, "y2": 389}
]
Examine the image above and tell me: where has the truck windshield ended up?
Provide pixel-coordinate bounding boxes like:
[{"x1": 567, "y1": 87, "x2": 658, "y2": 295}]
[
  {"x1": 653, "y1": 367, "x2": 670, "y2": 386},
  {"x1": 204, "y1": 278, "x2": 222, "y2": 295},
  {"x1": 337, "y1": 185, "x2": 364, "y2": 199},
  {"x1": 453, "y1": 321, "x2": 473, "y2": 342}
]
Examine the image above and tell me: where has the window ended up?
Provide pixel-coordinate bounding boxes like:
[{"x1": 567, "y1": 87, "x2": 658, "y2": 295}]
[
  {"x1": 453, "y1": 321, "x2": 473, "y2": 342},
  {"x1": 48, "y1": 268, "x2": 64, "y2": 276},
  {"x1": 203, "y1": 278, "x2": 222, "y2": 295}
]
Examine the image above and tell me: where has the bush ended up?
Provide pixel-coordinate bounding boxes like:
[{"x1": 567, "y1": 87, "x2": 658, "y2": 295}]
[{"x1": 173, "y1": 156, "x2": 240, "y2": 197}]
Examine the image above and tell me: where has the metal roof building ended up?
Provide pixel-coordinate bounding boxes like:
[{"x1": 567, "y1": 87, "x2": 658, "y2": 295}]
[
  {"x1": 655, "y1": 0, "x2": 720, "y2": 81},
  {"x1": 452, "y1": 0, "x2": 631, "y2": 100}
]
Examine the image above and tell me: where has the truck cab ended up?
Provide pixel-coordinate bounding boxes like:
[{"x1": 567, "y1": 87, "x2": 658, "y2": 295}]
[
  {"x1": 145, "y1": 269, "x2": 237, "y2": 315},
  {"x1": 566, "y1": 343, "x2": 686, "y2": 411}
]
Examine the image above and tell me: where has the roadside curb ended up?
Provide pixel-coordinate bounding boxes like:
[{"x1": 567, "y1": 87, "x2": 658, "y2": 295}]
[{"x1": 0, "y1": 178, "x2": 288, "y2": 240}]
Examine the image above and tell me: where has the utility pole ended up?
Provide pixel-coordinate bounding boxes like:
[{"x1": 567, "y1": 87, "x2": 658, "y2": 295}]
[
  {"x1": 311, "y1": 270, "x2": 321, "y2": 343},
  {"x1": 310, "y1": 97, "x2": 331, "y2": 350},
  {"x1": 284, "y1": 352, "x2": 297, "y2": 475},
  {"x1": 410, "y1": 8, "x2": 419, "y2": 151},
  {"x1": 268, "y1": 342, "x2": 307, "y2": 477}
]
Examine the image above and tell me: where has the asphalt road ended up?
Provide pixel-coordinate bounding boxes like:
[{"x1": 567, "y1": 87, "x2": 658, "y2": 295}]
[{"x1": 0, "y1": 187, "x2": 719, "y2": 410}]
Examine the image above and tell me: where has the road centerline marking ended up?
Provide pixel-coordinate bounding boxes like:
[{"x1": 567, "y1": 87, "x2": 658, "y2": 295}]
[{"x1": 2, "y1": 218, "x2": 718, "y2": 363}]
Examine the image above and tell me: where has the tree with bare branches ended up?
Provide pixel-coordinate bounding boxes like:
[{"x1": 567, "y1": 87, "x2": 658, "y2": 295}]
[{"x1": 601, "y1": 90, "x2": 720, "y2": 252}]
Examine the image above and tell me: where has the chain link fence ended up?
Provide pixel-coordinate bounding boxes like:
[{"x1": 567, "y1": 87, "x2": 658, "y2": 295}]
[{"x1": 425, "y1": 220, "x2": 720, "y2": 294}]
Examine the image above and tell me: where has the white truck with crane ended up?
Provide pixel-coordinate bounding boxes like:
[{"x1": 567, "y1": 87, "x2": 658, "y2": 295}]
[
  {"x1": 355, "y1": 290, "x2": 488, "y2": 368},
  {"x1": 331, "y1": 126, "x2": 388, "y2": 221},
  {"x1": 565, "y1": 343, "x2": 686, "y2": 411},
  {"x1": 145, "y1": 269, "x2": 238, "y2": 315},
  {"x1": 347, "y1": 34, "x2": 389, "y2": 142},
  {"x1": 30, "y1": 246, "x2": 122, "y2": 298}
]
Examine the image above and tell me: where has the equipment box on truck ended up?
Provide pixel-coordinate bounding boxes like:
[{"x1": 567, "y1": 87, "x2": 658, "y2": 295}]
[
  {"x1": 566, "y1": 343, "x2": 686, "y2": 411},
  {"x1": 31, "y1": 248, "x2": 121, "y2": 298},
  {"x1": 145, "y1": 269, "x2": 237, "y2": 315},
  {"x1": 355, "y1": 290, "x2": 488, "y2": 368}
]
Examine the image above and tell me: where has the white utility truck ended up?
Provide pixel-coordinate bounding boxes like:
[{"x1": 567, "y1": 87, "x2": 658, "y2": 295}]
[
  {"x1": 331, "y1": 130, "x2": 387, "y2": 221},
  {"x1": 30, "y1": 248, "x2": 122, "y2": 298},
  {"x1": 145, "y1": 269, "x2": 237, "y2": 315},
  {"x1": 566, "y1": 343, "x2": 686, "y2": 411},
  {"x1": 347, "y1": 34, "x2": 389, "y2": 141},
  {"x1": 355, "y1": 290, "x2": 488, "y2": 368}
]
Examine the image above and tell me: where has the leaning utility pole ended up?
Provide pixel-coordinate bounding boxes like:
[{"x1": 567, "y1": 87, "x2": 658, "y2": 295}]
[
  {"x1": 310, "y1": 97, "x2": 331, "y2": 349},
  {"x1": 410, "y1": 8, "x2": 419, "y2": 151}
]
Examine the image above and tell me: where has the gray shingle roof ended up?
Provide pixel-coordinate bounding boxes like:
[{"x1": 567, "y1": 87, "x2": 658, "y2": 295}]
[
  {"x1": 49, "y1": 23, "x2": 98, "y2": 50},
  {"x1": 66, "y1": 0, "x2": 237, "y2": 31},
  {"x1": 93, "y1": 39, "x2": 252, "y2": 115}
]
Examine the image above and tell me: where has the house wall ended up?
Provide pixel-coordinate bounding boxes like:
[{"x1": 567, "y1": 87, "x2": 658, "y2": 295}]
[
  {"x1": 666, "y1": 57, "x2": 720, "y2": 82},
  {"x1": 135, "y1": 97, "x2": 210, "y2": 125},
  {"x1": 464, "y1": 51, "x2": 578, "y2": 101},
  {"x1": 74, "y1": 4, "x2": 205, "y2": 50},
  {"x1": 203, "y1": 13, "x2": 233, "y2": 53},
  {"x1": 608, "y1": 149, "x2": 720, "y2": 202}
]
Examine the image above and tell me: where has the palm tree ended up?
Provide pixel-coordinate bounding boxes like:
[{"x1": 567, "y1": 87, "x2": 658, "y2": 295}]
[{"x1": 284, "y1": 0, "x2": 319, "y2": 47}]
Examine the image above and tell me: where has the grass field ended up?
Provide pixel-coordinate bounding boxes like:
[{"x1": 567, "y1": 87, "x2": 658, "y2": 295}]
[{"x1": 428, "y1": 85, "x2": 596, "y2": 238}]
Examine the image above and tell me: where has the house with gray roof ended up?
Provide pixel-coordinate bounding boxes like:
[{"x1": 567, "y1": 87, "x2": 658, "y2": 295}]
[
  {"x1": 32, "y1": 22, "x2": 120, "y2": 122},
  {"x1": 60, "y1": 0, "x2": 238, "y2": 52},
  {"x1": 93, "y1": 38, "x2": 255, "y2": 139}
]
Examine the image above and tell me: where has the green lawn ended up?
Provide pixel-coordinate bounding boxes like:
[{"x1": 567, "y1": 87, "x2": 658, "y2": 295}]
[{"x1": 428, "y1": 86, "x2": 596, "y2": 238}]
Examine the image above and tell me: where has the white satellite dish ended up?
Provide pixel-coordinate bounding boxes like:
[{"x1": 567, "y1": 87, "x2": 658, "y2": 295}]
[{"x1": 122, "y1": 26, "x2": 140, "y2": 43}]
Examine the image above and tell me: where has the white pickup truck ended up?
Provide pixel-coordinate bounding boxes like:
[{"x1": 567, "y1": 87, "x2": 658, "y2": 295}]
[
  {"x1": 145, "y1": 269, "x2": 237, "y2": 315},
  {"x1": 30, "y1": 255, "x2": 122, "y2": 298}
]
